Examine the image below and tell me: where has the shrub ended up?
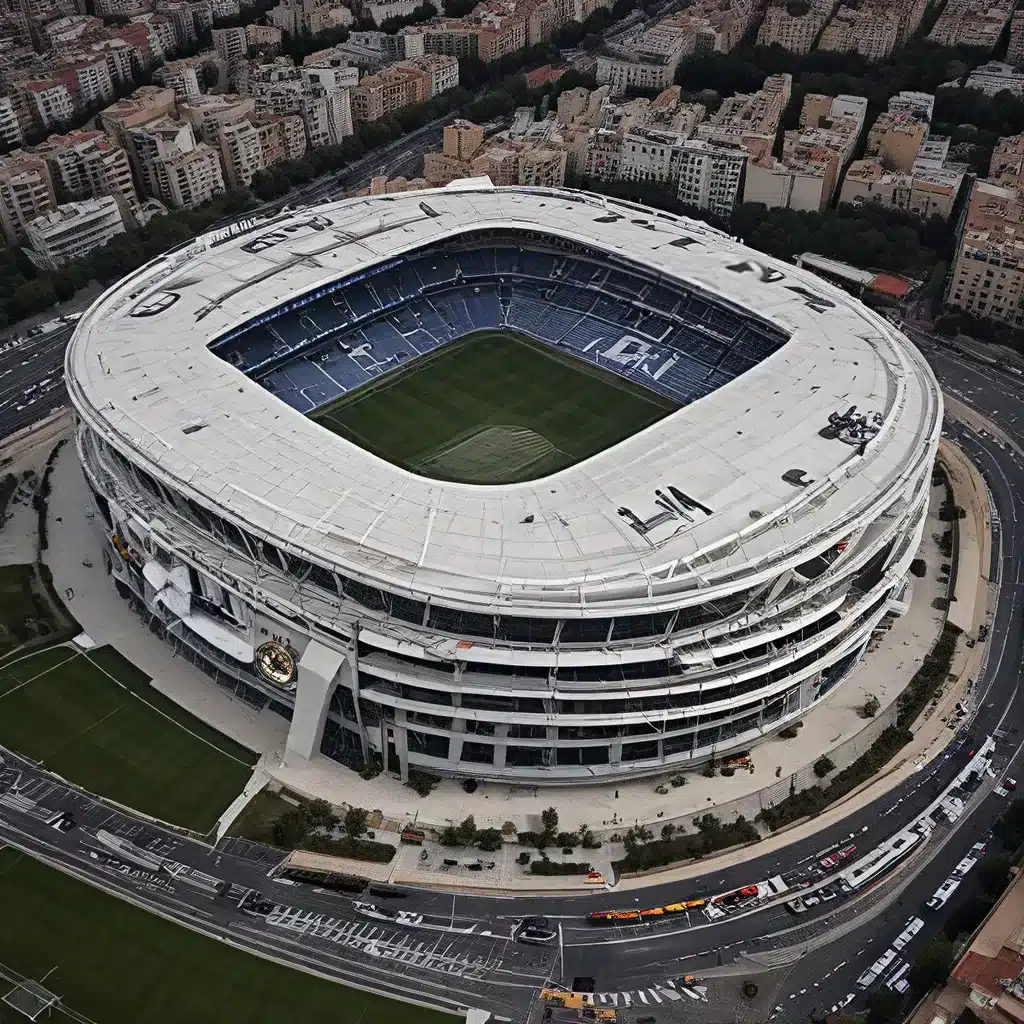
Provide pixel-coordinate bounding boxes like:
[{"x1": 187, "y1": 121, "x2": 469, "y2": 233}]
[
  {"x1": 778, "y1": 725, "x2": 800, "y2": 739},
  {"x1": 720, "y1": 765, "x2": 735, "y2": 777},
  {"x1": 302, "y1": 834, "x2": 396, "y2": 863},
  {"x1": 757, "y1": 724, "x2": 913, "y2": 831},
  {"x1": 862, "y1": 695, "x2": 880, "y2": 718},
  {"x1": 897, "y1": 623, "x2": 961, "y2": 729},
  {"x1": 614, "y1": 816, "x2": 758, "y2": 873},
  {"x1": 910, "y1": 558, "x2": 927, "y2": 578},
  {"x1": 562, "y1": 846, "x2": 574, "y2": 855},
  {"x1": 439, "y1": 826, "x2": 463, "y2": 846},
  {"x1": 581, "y1": 830, "x2": 602, "y2": 850},
  {"x1": 530, "y1": 859, "x2": 593, "y2": 876},
  {"x1": 477, "y1": 827, "x2": 503, "y2": 852},
  {"x1": 670, "y1": 774, "x2": 686, "y2": 787},
  {"x1": 342, "y1": 806, "x2": 368, "y2": 839},
  {"x1": 813, "y1": 755, "x2": 835, "y2": 778},
  {"x1": 517, "y1": 850, "x2": 531, "y2": 865},
  {"x1": 462, "y1": 778, "x2": 478, "y2": 793},
  {"x1": 517, "y1": 830, "x2": 543, "y2": 847},
  {"x1": 556, "y1": 831, "x2": 578, "y2": 848},
  {"x1": 701, "y1": 763, "x2": 717, "y2": 777},
  {"x1": 406, "y1": 769, "x2": 440, "y2": 797},
  {"x1": 501, "y1": 820, "x2": 517, "y2": 836}
]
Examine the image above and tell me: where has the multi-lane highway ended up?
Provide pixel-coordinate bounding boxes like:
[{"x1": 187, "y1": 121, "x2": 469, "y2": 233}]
[{"x1": 3, "y1": 304, "x2": 1024, "y2": 1021}]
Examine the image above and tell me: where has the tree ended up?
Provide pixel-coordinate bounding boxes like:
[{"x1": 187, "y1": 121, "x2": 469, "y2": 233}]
[
  {"x1": 661, "y1": 823, "x2": 676, "y2": 841},
  {"x1": 909, "y1": 938, "x2": 954, "y2": 994},
  {"x1": 477, "y1": 827, "x2": 503, "y2": 851},
  {"x1": 865, "y1": 989, "x2": 903, "y2": 1024},
  {"x1": 978, "y1": 854, "x2": 1012, "y2": 900},
  {"x1": 342, "y1": 806, "x2": 369, "y2": 840},
  {"x1": 944, "y1": 898, "x2": 993, "y2": 940},
  {"x1": 813, "y1": 755, "x2": 835, "y2": 778},
  {"x1": 455, "y1": 815, "x2": 478, "y2": 846},
  {"x1": 541, "y1": 807, "x2": 559, "y2": 841},
  {"x1": 305, "y1": 798, "x2": 339, "y2": 832},
  {"x1": 272, "y1": 806, "x2": 309, "y2": 848}
]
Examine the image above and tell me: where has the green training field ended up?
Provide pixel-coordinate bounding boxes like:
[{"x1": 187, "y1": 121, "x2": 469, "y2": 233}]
[
  {"x1": 0, "y1": 848, "x2": 452, "y2": 1024},
  {"x1": 0, "y1": 645, "x2": 255, "y2": 832},
  {"x1": 311, "y1": 331, "x2": 678, "y2": 484}
]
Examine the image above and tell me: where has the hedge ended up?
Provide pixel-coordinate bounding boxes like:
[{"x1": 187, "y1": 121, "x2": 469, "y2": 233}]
[
  {"x1": 756, "y1": 622, "x2": 961, "y2": 832},
  {"x1": 298, "y1": 833, "x2": 396, "y2": 863},
  {"x1": 530, "y1": 860, "x2": 593, "y2": 875},
  {"x1": 614, "y1": 816, "x2": 759, "y2": 873}
]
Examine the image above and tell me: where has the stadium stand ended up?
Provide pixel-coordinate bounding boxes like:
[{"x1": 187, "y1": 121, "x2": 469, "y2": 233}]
[{"x1": 212, "y1": 233, "x2": 789, "y2": 417}]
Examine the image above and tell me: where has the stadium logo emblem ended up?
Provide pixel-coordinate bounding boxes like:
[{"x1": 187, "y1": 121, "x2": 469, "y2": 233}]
[{"x1": 255, "y1": 641, "x2": 297, "y2": 686}]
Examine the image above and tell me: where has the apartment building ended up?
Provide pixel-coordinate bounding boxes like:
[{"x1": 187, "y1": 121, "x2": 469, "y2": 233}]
[
  {"x1": 153, "y1": 58, "x2": 203, "y2": 102},
  {"x1": 365, "y1": 173, "x2": 428, "y2": 194},
  {"x1": 1007, "y1": 9, "x2": 1024, "y2": 67},
  {"x1": 30, "y1": 129, "x2": 139, "y2": 217},
  {"x1": 694, "y1": 73, "x2": 791, "y2": 149},
  {"x1": 817, "y1": 4, "x2": 899, "y2": 61},
  {"x1": 946, "y1": 180, "x2": 1024, "y2": 328},
  {"x1": 250, "y1": 110, "x2": 306, "y2": 164},
  {"x1": 125, "y1": 115, "x2": 195, "y2": 199},
  {"x1": 24, "y1": 195, "x2": 125, "y2": 268},
  {"x1": 268, "y1": 0, "x2": 352, "y2": 36},
  {"x1": 394, "y1": 53, "x2": 459, "y2": 96},
  {"x1": 300, "y1": 84, "x2": 352, "y2": 147},
  {"x1": 839, "y1": 159, "x2": 961, "y2": 220},
  {"x1": 161, "y1": 139, "x2": 223, "y2": 207},
  {"x1": 41, "y1": 14, "x2": 105, "y2": 48},
  {"x1": 989, "y1": 133, "x2": 1024, "y2": 186},
  {"x1": 0, "y1": 96, "x2": 23, "y2": 148},
  {"x1": 865, "y1": 110, "x2": 928, "y2": 172},
  {"x1": 964, "y1": 62, "x2": 1024, "y2": 97},
  {"x1": 618, "y1": 126, "x2": 689, "y2": 185},
  {"x1": 414, "y1": 7, "x2": 526, "y2": 63},
  {"x1": 130, "y1": 13, "x2": 178, "y2": 59},
  {"x1": 516, "y1": 144, "x2": 567, "y2": 187},
  {"x1": 443, "y1": 118, "x2": 484, "y2": 160},
  {"x1": 365, "y1": 0, "x2": 422, "y2": 21},
  {"x1": 216, "y1": 115, "x2": 262, "y2": 187},
  {"x1": 596, "y1": 17, "x2": 703, "y2": 97},
  {"x1": 756, "y1": 1, "x2": 829, "y2": 54},
  {"x1": 212, "y1": 24, "x2": 284, "y2": 64},
  {"x1": 0, "y1": 150, "x2": 55, "y2": 243},
  {"x1": 95, "y1": 0, "x2": 152, "y2": 15},
  {"x1": 675, "y1": 137, "x2": 746, "y2": 218},
  {"x1": 179, "y1": 93, "x2": 256, "y2": 144},
  {"x1": 928, "y1": 0, "x2": 1014, "y2": 50},
  {"x1": 100, "y1": 86, "x2": 177, "y2": 148},
  {"x1": 791, "y1": 92, "x2": 866, "y2": 167},
  {"x1": 300, "y1": 57, "x2": 359, "y2": 92},
  {"x1": 744, "y1": 144, "x2": 838, "y2": 212},
  {"x1": 350, "y1": 64, "x2": 431, "y2": 122}
]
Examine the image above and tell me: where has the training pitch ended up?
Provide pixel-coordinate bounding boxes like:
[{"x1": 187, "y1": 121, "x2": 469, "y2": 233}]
[
  {"x1": 0, "y1": 848, "x2": 450, "y2": 1024},
  {"x1": 0, "y1": 646, "x2": 255, "y2": 831},
  {"x1": 311, "y1": 331, "x2": 678, "y2": 484}
]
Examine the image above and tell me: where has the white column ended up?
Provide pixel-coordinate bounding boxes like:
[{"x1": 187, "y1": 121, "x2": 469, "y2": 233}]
[{"x1": 285, "y1": 640, "x2": 346, "y2": 761}]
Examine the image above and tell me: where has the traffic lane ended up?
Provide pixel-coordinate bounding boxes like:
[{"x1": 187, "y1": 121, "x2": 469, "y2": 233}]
[{"x1": 782, "y1": 787, "x2": 1017, "y2": 1020}]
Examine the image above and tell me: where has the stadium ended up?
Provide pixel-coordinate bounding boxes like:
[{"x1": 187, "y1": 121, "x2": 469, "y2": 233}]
[{"x1": 66, "y1": 179, "x2": 942, "y2": 785}]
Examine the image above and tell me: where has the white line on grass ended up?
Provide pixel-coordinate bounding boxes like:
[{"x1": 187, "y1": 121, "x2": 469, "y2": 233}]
[
  {"x1": 0, "y1": 649, "x2": 81, "y2": 704},
  {"x1": 83, "y1": 652, "x2": 255, "y2": 769}
]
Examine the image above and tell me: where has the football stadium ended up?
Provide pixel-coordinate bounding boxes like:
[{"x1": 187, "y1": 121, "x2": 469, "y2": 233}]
[{"x1": 65, "y1": 180, "x2": 942, "y2": 785}]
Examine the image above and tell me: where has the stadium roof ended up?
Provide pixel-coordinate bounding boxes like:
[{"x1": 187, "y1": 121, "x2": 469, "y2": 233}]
[{"x1": 68, "y1": 182, "x2": 940, "y2": 614}]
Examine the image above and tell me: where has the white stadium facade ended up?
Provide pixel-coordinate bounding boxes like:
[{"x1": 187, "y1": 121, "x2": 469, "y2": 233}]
[{"x1": 66, "y1": 180, "x2": 942, "y2": 785}]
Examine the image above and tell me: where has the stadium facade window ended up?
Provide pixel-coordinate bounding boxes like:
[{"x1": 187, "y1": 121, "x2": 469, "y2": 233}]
[
  {"x1": 408, "y1": 730, "x2": 449, "y2": 758},
  {"x1": 461, "y1": 741, "x2": 494, "y2": 764},
  {"x1": 506, "y1": 746, "x2": 548, "y2": 767},
  {"x1": 622, "y1": 740, "x2": 659, "y2": 762},
  {"x1": 560, "y1": 618, "x2": 613, "y2": 644}
]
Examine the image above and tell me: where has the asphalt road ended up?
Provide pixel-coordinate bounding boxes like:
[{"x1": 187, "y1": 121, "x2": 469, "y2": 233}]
[{"x1": 3, "y1": 312, "x2": 1024, "y2": 1020}]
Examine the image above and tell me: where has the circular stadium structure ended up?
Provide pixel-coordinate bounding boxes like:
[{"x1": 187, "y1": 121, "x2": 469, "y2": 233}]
[{"x1": 66, "y1": 179, "x2": 942, "y2": 785}]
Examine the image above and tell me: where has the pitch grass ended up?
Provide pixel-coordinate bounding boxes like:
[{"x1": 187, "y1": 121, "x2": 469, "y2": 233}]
[
  {"x1": 0, "y1": 645, "x2": 255, "y2": 832},
  {"x1": 312, "y1": 331, "x2": 679, "y2": 484},
  {"x1": 0, "y1": 848, "x2": 451, "y2": 1024}
]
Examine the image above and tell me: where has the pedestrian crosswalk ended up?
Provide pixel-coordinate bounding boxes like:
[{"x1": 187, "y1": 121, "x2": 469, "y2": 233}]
[{"x1": 595, "y1": 978, "x2": 708, "y2": 1006}]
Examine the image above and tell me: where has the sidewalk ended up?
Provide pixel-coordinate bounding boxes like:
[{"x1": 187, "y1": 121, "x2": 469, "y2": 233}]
[{"x1": 27, "y1": 427, "x2": 993, "y2": 893}]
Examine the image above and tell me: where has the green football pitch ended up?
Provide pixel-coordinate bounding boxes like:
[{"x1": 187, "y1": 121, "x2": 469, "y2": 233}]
[
  {"x1": 0, "y1": 847, "x2": 452, "y2": 1024},
  {"x1": 311, "y1": 331, "x2": 679, "y2": 484},
  {"x1": 0, "y1": 645, "x2": 255, "y2": 832}
]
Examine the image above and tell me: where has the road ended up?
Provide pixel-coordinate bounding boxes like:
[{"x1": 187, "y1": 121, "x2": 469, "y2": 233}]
[{"x1": 3, "y1": 306, "x2": 1024, "y2": 1019}]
